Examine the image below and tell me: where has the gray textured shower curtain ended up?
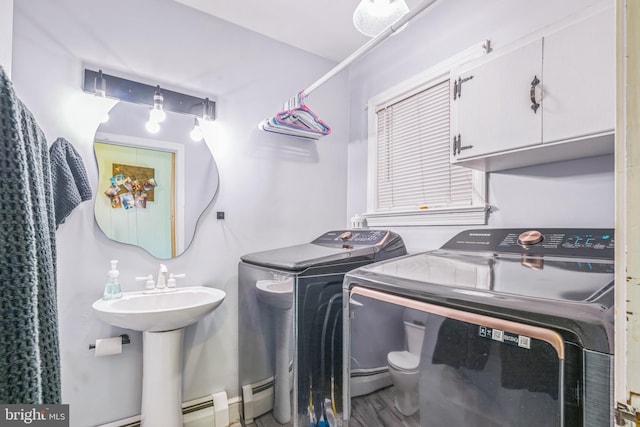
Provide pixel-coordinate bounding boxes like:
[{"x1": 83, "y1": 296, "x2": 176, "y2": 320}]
[{"x1": 0, "y1": 66, "x2": 61, "y2": 403}]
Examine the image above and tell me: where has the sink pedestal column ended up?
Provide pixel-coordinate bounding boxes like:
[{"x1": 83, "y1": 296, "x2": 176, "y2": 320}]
[{"x1": 141, "y1": 329, "x2": 184, "y2": 427}]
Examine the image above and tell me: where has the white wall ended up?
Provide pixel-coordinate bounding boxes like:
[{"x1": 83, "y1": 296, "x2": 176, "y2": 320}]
[
  {"x1": 0, "y1": 0, "x2": 13, "y2": 76},
  {"x1": 9, "y1": 0, "x2": 617, "y2": 424},
  {"x1": 11, "y1": 0, "x2": 349, "y2": 425},
  {"x1": 347, "y1": 0, "x2": 615, "y2": 253}
]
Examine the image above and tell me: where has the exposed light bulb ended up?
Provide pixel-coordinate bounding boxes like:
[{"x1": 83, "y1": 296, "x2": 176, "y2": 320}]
[
  {"x1": 145, "y1": 120, "x2": 160, "y2": 134},
  {"x1": 149, "y1": 106, "x2": 166, "y2": 123},
  {"x1": 190, "y1": 118, "x2": 203, "y2": 141},
  {"x1": 149, "y1": 85, "x2": 166, "y2": 123},
  {"x1": 94, "y1": 70, "x2": 106, "y2": 97}
]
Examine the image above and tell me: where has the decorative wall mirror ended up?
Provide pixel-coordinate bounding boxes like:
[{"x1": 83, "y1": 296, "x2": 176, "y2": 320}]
[{"x1": 94, "y1": 101, "x2": 219, "y2": 259}]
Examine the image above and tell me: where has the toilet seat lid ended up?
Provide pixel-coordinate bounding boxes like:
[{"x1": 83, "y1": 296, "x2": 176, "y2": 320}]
[{"x1": 388, "y1": 351, "x2": 420, "y2": 371}]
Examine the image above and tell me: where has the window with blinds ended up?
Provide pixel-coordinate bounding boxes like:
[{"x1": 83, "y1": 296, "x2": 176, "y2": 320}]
[
  {"x1": 365, "y1": 71, "x2": 486, "y2": 227},
  {"x1": 375, "y1": 79, "x2": 473, "y2": 211}
]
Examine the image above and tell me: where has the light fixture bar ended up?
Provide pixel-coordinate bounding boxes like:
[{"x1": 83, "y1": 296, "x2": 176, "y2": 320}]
[{"x1": 82, "y1": 69, "x2": 215, "y2": 118}]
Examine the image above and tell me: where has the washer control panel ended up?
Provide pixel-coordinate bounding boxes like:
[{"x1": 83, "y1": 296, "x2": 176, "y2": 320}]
[
  {"x1": 312, "y1": 230, "x2": 389, "y2": 247},
  {"x1": 441, "y1": 228, "x2": 614, "y2": 259}
]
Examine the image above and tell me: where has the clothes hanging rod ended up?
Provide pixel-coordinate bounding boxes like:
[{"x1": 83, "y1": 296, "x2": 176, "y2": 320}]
[
  {"x1": 303, "y1": 0, "x2": 440, "y2": 97},
  {"x1": 260, "y1": 0, "x2": 441, "y2": 140}
]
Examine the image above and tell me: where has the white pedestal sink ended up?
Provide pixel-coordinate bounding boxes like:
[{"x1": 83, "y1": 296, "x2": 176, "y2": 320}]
[
  {"x1": 255, "y1": 278, "x2": 293, "y2": 424},
  {"x1": 92, "y1": 286, "x2": 226, "y2": 427}
]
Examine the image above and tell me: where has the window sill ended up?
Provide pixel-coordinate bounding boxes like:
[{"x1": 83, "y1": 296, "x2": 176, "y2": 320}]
[{"x1": 363, "y1": 205, "x2": 488, "y2": 227}]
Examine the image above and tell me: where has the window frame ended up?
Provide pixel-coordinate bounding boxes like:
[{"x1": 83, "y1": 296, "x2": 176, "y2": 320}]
[{"x1": 364, "y1": 41, "x2": 491, "y2": 227}]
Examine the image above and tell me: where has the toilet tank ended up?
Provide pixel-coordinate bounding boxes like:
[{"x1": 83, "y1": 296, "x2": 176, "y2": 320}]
[{"x1": 404, "y1": 320, "x2": 426, "y2": 355}]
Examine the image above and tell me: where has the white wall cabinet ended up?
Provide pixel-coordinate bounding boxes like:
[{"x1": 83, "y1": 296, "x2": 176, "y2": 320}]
[
  {"x1": 451, "y1": 39, "x2": 543, "y2": 160},
  {"x1": 451, "y1": 6, "x2": 614, "y2": 171}
]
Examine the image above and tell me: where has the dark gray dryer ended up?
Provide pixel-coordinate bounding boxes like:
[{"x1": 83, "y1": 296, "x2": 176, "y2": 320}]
[
  {"x1": 343, "y1": 228, "x2": 614, "y2": 427},
  {"x1": 238, "y1": 229, "x2": 406, "y2": 427}
]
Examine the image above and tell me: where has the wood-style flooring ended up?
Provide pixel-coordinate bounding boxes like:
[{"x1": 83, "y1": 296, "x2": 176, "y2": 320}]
[
  {"x1": 348, "y1": 386, "x2": 420, "y2": 427},
  {"x1": 246, "y1": 386, "x2": 419, "y2": 427}
]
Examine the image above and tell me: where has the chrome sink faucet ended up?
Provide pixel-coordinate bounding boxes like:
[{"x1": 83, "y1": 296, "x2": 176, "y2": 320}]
[
  {"x1": 156, "y1": 264, "x2": 168, "y2": 289},
  {"x1": 137, "y1": 264, "x2": 185, "y2": 293}
]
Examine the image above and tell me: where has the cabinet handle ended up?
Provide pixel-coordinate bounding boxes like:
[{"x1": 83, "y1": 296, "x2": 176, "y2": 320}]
[{"x1": 530, "y1": 75, "x2": 540, "y2": 113}]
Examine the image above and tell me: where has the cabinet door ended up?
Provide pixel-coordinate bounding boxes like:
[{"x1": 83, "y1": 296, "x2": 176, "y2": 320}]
[
  {"x1": 452, "y1": 39, "x2": 543, "y2": 160},
  {"x1": 542, "y1": 8, "x2": 615, "y2": 143}
]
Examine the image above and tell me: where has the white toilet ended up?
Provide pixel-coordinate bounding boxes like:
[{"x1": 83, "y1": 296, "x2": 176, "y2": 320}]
[{"x1": 387, "y1": 317, "x2": 426, "y2": 416}]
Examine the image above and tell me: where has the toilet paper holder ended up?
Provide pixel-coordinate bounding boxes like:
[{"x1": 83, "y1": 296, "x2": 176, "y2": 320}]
[{"x1": 89, "y1": 334, "x2": 130, "y2": 350}]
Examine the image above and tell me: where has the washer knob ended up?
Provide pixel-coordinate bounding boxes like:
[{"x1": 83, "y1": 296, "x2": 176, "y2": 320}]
[
  {"x1": 340, "y1": 231, "x2": 353, "y2": 241},
  {"x1": 518, "y1": 230, "x2": 543, "y2": 245}
]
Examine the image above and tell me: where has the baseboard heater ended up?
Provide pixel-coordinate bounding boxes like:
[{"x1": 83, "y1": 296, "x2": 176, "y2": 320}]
[
  {"x1": 242, "y1": 362, "x2": 297, "y2": 424},
  {"x1": 241, "y1": 376, "x2": 275, "y2": 425},
  {"x1": 350, "y1": 366, "x2": 391, "y2": 398},
  {"x1": 98, "y1": 391, "x2": 240, "y2": 427}
]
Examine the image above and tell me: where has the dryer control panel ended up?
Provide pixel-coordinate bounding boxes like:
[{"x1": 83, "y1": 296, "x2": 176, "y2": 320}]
[
  {"x1": 312, "y1": 230, "x2": 390, "y2": 247},
  {"x1": 441, "y1": 228, "x2": 614, "y2": 259}
]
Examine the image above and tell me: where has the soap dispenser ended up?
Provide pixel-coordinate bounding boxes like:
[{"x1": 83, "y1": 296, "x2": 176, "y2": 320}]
[{"x1": 103, "y1": 260, "x2": 123, "y2": 300}]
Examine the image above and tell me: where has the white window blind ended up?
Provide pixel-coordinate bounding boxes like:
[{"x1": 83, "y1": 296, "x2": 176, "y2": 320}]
[{"x1": 375, "y1": 79, "x2": 474, "y2": 212}]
